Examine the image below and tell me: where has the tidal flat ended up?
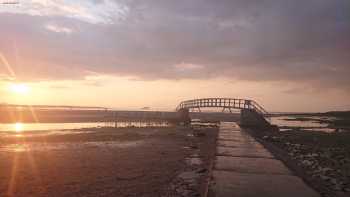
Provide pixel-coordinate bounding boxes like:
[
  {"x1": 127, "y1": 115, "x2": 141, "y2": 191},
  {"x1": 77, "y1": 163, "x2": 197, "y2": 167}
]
[{"x1": 0, "y1": 126, "x2": 218, "y2": 197}]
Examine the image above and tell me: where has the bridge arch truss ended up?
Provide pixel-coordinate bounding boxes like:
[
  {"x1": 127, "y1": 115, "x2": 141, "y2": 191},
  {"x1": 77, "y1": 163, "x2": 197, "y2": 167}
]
[{"x1": 176, "y1": 98, "x2": 268, "y2": 116}]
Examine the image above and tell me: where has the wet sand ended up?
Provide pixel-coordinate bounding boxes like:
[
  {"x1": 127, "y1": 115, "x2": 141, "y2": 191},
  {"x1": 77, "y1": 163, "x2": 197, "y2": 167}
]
[{"x1": 0, "y1": 126, "x2": 218, "y2": 197}]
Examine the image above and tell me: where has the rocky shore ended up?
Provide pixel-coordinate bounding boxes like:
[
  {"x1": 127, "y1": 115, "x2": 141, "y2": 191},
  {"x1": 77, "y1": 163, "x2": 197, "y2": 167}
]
[{"x1": 245, "y1": 127, "x2": 350, "y2": 197}]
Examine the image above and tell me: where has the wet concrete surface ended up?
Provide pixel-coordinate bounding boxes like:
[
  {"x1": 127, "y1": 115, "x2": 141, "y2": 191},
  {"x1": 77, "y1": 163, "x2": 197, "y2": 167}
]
[
  {"x1": 211, "y1": 171, "x2": 319, "y2": 197},
  {"x1": 209, "y1": 122, "x2": 320, "y2": 197},
  {"x1": 216, "y1": 136, "x2": 257, "y2": 143},
  {"x1": 216, "y1": 147, "x2": 274, "y2": 158},
  {"x1": 217, "y1": 140, "x2": 263, "y2": 148},
  {"x1": 215, "y1": 156, "x2": 291, "y2": 175}
]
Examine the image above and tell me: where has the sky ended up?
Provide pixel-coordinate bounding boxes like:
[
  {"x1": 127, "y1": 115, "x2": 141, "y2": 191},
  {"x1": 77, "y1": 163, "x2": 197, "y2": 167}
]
[{"x1": 0, "y1": 0, "x2": 349, "y2": 112}]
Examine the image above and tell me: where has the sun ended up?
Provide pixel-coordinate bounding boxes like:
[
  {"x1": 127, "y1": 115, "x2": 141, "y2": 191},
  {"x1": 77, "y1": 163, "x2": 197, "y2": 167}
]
[
  {"x1": 14, "y1": 122, "x2": 24, "y2": 132},
  {"x1": 9, "y1": 83, "x2": 30, "y2": 94}
]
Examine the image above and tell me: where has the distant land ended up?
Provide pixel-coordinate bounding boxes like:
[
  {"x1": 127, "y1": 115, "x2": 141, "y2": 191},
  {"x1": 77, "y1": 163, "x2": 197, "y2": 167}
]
[{"x1": 0, "y1": 103, "x2": 108, "y2": 110}]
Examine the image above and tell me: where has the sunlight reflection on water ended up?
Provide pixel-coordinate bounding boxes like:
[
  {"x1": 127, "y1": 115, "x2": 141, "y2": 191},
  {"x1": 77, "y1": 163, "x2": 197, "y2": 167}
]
[
  {"x1": 0, "y1": 121, "x2": 169, "y2": 134},
  {"x1": 0, "y1": 140, "x2": 144, "y2": 152},
  {"x1": 0, "y1": 122, "x2": 106, "y2": 133},
  {"x1": 14, "y1": 122, "x2": 23, "y2": 132}
]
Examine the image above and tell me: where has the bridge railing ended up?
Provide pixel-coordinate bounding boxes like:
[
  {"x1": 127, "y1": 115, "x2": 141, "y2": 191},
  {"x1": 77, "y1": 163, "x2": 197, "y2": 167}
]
[
  {"x1": 176, "y1": 98, "x2": 269, "y2": 118},
  {"x1": 249, "y1": 100, "x2": 269, "y2": 115}
]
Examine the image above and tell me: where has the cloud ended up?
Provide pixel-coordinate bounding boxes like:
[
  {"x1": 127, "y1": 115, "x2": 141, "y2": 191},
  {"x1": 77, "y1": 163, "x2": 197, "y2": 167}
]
[
  {"x1": 0, "y1": 0, "x2": 129, "y2": 24},
  {"x1": 0, "y1": 0, "x2": 349, "y2": 92},
  {"x1": 45, "y1": 24, "x2": 73, "y2": 34},
  {"x1": 173, "y1": 63, "x2": 204, "y2": 71}
]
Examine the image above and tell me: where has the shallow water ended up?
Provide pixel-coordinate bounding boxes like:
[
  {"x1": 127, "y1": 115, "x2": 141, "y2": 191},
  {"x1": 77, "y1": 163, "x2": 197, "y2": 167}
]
[
  {"x1": 0, "y1": 122, "x2": 106, "y2": 133},
  {"x1": 271, "y1": 116, "x2": 339, "y2": 133},
  {"x1": 0, "y1": 140, "x2": 145, "y2": 152},
  {"x1": 270, "y1": 116, "x2": 329, "y2": 128},
  {"x1": 0, "y1": 121, "x2": 169, "y2": 133}
]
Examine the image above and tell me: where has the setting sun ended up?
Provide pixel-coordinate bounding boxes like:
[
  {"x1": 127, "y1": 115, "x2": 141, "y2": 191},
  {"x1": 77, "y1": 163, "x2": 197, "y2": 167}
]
[
  {"x1": 9, "y1": 83, "x2": 30, "y2": 95},
  {"x1": 14, "y1": 123, "x2": 24, "y2": 132}
]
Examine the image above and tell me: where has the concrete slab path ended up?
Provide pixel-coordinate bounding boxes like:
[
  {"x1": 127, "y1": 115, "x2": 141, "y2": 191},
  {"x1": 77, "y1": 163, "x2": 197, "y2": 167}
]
[{"x1": 209, "y1": 122, "x2": 319, "y2": 197}]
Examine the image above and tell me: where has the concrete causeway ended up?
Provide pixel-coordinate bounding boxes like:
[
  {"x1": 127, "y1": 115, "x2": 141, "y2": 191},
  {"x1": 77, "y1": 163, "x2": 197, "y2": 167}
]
[{"x1": 208, "y1": 122, "x2": 320, "y2": 197}]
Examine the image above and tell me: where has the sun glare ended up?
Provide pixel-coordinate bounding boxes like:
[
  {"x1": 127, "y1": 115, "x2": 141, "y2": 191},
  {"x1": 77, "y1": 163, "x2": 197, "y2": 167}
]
[
  {"x1": 9, "y1": 83, "x2": 30, "y2": 94},
  {"x1": 14, "y1": 123, "x2": 24, "y2": 132}
]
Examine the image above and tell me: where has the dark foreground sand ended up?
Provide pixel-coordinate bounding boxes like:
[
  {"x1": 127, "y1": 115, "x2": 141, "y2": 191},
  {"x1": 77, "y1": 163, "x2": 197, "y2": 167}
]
[{"x1": 0, "y1": 126, "x2": 218, "y2": 197}]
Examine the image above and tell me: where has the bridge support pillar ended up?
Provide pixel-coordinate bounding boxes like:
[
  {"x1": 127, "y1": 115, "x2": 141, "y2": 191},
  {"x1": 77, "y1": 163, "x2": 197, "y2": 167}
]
[
  {"x1": 177, "y1": 108, "x2": 191, "y2": 125},
  {"x1": 239, "y1": 109, "x2": 271, "y2": 128}
]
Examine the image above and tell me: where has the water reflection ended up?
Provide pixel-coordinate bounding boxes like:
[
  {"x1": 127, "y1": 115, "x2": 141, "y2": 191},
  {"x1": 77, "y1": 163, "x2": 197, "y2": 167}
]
[
  {"x1": 270, "y1": 116, "x2": 339, "y2": 133},
  {"x1": 0, "y1": 121, "x2": 169, "y2": 133},
  {"x1": 270, "y1": 116, "x2": 329, "y2": 128},
  {"x1": 0, "y1": 141, "x2": 144, "y2": 152},
  {"x1": 4, "y1": 144, "x2": 29, "y2": 152},
  {"x1": 0, "y1": 122, "x2": 106, "y2": 133}
]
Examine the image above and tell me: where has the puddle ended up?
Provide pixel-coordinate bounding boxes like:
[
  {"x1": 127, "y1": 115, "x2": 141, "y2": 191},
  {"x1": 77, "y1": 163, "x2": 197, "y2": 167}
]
[
  {"x1": 303, "y1": 128, "x2": 336, "y2": 133},
  {"x1": 0, "y1": 140, "x2": 144, "y2": 152},
  {"x1": 271, "y1": 115, "x2": 346, "y2": 133},
  {"x1": 271, "y1": 116, "x2": 329, "y2": 128},
  {"x1": 279, "y1": 127, "x2": 336, "y2": 133},
  {"x1": 279, "y1": 128, "x2": 291, "y2": 132}
]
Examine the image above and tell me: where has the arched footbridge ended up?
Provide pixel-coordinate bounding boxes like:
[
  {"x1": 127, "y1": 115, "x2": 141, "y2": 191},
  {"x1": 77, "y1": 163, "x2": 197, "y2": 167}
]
[{"x1": 176, "y1": 98, "x2": 271, "y2": 127}]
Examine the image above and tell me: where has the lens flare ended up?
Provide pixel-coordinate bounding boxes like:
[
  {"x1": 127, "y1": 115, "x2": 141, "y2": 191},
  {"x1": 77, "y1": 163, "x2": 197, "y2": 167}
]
[{"x1": 9, "y1": 83, "x2": 30, "y2": 94}]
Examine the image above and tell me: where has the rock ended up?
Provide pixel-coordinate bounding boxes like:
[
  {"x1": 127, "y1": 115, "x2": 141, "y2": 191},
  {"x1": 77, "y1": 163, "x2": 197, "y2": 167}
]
[
  {"x1": 343, "y1": 187, "x2": 350, "y2": 192},
  {"x1": 330, "y1": 178, "x2": 338, "y2": 185},
  {"x1": 196, "y1": 168, "x2": 207, "y2": 174},
  {"x1": 321, "y1": 167, "x2": 333, "y2": 172},
  {"x1": 301, "y1": 159, "x2": 314, "y2": 166},
  {"x1": 320, "y1": 175, "x2": 331, "y2": 181},
  {"x1": 309, "y1": 153, "x2": 319, "y2": 157}
]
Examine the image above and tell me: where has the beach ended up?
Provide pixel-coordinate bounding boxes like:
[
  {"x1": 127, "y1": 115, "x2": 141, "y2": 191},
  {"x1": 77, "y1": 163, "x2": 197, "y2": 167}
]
[{"x1": 0, "y1": 126, "x2": 218, "y2": 197}]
